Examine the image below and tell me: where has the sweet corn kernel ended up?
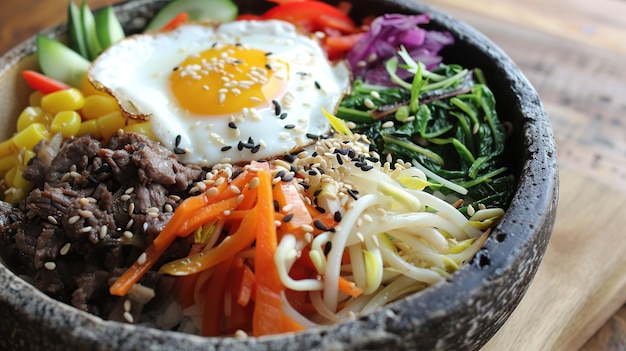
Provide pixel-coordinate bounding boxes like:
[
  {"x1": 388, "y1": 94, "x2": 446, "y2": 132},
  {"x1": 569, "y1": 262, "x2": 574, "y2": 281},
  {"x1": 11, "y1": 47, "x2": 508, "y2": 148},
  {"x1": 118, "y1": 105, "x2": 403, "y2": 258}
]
[
  {"x1": 81, "y1": 73, "x2": 107, "y2": 97},
  {"x1": 82, "y1": 95, "x2": 119, "y2": 120},
  {"x1": 40, "y1": 88, "x2": 85, "y2": 114},
  {"x1": 17, "y1": 106, "x2": 49, "y2": 132},
  {"x1": 4, "y1": 188, "x2": 25, "y2": 204},
  {"x1": 4, "y1": 166, "x2": 16, "y2": 188},
  {"x1": 0, "y1": 139, "x2": 18, "y2": 158},
  {"x1": 50, "y1": 111, "x2": 82, "y2": 138},
  {"x1": 0, "y1": 154, "x2": 18, "y2": 172},
  {"x1": 29, "y1": 91, "x2": 44, "y2": 107},
  {"x1": 12, "y1": 165, "x2": 33, "y2": 193},
  {"x1": 97, "y1": 111, "x2": 126, "y2": 140},
  {"x1": 123, "y1": 122, "x2": 156, "y2": 140},
  {"x1": 13, "y1": 123, "x2": 50, "y2": 150},
  {"x1": 77, "y1": 119, "x2": 102, "y2": 139},
  {"x1": 21, "y1": 149, "x2": 36, "y2": 166}
]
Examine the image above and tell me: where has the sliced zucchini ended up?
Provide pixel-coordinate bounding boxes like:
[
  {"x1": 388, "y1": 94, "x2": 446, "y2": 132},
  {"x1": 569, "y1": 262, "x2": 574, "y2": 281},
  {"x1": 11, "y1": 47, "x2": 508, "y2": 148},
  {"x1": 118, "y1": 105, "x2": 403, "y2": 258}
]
[
  {"x1": 80, "y1": 0, "x2": 102, "y2": 60},
  {"x1": 67, "y1": 0, "x2": 88, "y2": 58},
  {"x1": 144, "y1": 0, "x2": 238, "y2": 32},
  {"x1": 95, "y1": 5, "x2": 125, "y2": 49},
  {"x1": 36, "y1": 34, "x2": 90, "y2": 88}
]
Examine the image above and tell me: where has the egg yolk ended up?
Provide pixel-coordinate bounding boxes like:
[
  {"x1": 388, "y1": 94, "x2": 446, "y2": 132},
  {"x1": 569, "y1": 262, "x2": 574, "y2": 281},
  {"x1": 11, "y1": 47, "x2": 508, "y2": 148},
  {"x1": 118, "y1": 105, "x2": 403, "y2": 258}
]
[{"x1": 169, "y1": 43, "x2": 287, "y2": 116}]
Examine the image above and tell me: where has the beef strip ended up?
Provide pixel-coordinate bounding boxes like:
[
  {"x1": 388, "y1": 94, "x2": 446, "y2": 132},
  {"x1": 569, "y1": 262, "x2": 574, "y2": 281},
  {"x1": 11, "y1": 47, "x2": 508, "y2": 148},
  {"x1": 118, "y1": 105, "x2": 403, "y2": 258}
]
[{"x1": 0, "y1": 132, "x2": 203, "y2": 322}]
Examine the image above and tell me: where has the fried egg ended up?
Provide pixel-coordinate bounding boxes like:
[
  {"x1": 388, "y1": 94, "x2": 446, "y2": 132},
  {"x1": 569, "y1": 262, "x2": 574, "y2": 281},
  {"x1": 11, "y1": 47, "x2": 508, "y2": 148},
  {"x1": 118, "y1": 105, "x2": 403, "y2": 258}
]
[{"x1": 88, "y1": 20, "x2": 351, "y2": 167}]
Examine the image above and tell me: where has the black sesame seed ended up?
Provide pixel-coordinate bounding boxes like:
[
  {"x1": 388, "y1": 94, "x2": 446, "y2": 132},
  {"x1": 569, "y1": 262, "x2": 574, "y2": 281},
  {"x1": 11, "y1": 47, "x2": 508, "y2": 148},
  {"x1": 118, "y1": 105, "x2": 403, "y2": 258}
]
[
  {"x1": 366, "y1": 156, "x2": 380, "y2": 163},
  {"x1": 336, "y1": 154, "x2": 343, "y2": 165},
  {"x1": 279, "y1": 112, "x2": 288, "y2": 120},
  {"x1": 247, "y1": 136, "x2": 254, "y2": 145},
  {"x1": 313, "y1": 188, "x2": 322, "y2": 197},
  {"x1": 251, "y1": 144, "x2": 261, "y2": 153},
  {"x1": 175, "y1": 134, "x2": 182, "y2": 147},
  {"x1": 299, "y1": 181, "x2": 310, "y2": 190},
  {"x1": 284, "y1": 154, "x2": 297, "y2": 163},
  {"x1": 221, "y1": 145, "x2": 233, "y2": 152},
  {"x1": 235, "y1": 42, "x2": 243, "y2": 47},
  {"x1": 173, "y1": 66, "x2": 179, "y2": 71},
  {"x1": 276, "y1": 170, "x2": 286, "y2": 179},
  {"x1": 265, "y1": 63, "x2": 272, "y2": 70},
  {"x1": 334, "y1": 211, "x2": 342, "y2": 222},
  {"x1": 271, "y1": 100, "x2": 281, "y2": 116},
  {"x1": 265, "y1": 52, "x2": 273, "y2": 56},
  {"x1": 324, "y1": 242, "x2": 332, "y2": 255},
  {"x1": 347, "y1": 189, "x2": 359, "y2": 200},
  {"x1": 233, "y1": 59, "x2": 243, "y2": 64},
  {"x1": 284, "y1": 124, "x2": 296, "y2": 129},
  {"x1": 361, "y1": 165, "x2": 374, "y2": 171},
  {"x1": 290, "y1": 165, "x2": 297, "y2": 173},
  {"x1": 283, "y1": 213, "x2": 294, "y2": 223},
  {"x1": 311, "y1": 151, "x2": 318, "y2": 157},
  {"x1": 314, "y1": 80, "x2": 321, "y2": 89},
  {"x1": 308, "y1": 170, "x2": 318, "y2": 176},
  {"x1": 87, "y1": 175, "x2": 99, "y2": 184},
  {"x1": 281, "y1": 173, "x2": 294, "y2": 182},
  {"x1": 228, "y1": 122, "x2": 237, "y2": 129},
  {"x1": 314, "y1": 219, "x2": 329, "y2": 231},
  {"x1": 231, "y1": 169, "x2": 244, "y2": 180},
  {"x1": 314, "y1": 206, "x2": 326, "y2": 214},
  {"x1": 273, "y1": 200, "x2": 280, "y2": 212},
  {"x1": 174, "y1": 147, "x2": 186, "y2": 154},
  {"x1": 334, "y1": 148, "x2": 349, "y2": 155},
  {"x1": 95, "y1": 163, "x2": 111, "y2": 174},
  {"x1": 354, "y1": 161, "x2": 366, "y2": 168},
  {"x1": 237, "y1": 141, "x2": 245, "y2": 151},
  {"x1": 306, "y1": 133, "x2": 319, "y2": 139},
  {"x1": 211, "y1": 42, "x2": 218, "y2": 48}
]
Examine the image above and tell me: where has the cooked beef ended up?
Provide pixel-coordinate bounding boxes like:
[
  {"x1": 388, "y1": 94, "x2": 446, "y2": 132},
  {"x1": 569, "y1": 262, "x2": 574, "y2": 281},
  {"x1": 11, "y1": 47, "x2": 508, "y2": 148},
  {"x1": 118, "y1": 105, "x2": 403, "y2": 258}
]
[{"x1": 0, "y1": 132, "x2": 204, "y2": 322}]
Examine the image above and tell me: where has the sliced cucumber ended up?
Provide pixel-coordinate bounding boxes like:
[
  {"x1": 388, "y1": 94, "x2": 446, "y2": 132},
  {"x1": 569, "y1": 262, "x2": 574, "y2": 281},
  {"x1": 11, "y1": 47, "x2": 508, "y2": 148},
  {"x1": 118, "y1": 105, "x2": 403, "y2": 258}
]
[
  {"x1": 80, "y1": 0, "x2": 102, "y2": 60},
  {"x1": 36, "y1": 34, "x2": 90, "y2": 88},
  {"x1": 144, "y1": 0, "x2": 238, "y2": 32},
  {"x1": 68, "y1": 1, "x2": 88, "y2": 58},
  {"x1": 95, "y1": 5, "x2": 125, "y2": 49}
]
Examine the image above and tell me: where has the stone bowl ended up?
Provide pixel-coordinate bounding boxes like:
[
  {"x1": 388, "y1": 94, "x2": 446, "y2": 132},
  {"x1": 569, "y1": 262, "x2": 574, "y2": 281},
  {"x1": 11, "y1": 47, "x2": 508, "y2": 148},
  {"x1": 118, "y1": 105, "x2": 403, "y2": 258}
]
[{"x1": 0, "y1": 0, "x2": 558, "y2": 350}]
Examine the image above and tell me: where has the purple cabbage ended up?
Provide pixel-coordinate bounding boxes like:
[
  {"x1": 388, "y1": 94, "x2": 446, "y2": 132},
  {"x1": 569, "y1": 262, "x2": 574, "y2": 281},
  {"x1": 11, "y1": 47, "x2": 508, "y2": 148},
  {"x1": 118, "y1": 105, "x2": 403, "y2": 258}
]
[{"x1": 346, "y1": 13, "x2": 454, "y2": 86}]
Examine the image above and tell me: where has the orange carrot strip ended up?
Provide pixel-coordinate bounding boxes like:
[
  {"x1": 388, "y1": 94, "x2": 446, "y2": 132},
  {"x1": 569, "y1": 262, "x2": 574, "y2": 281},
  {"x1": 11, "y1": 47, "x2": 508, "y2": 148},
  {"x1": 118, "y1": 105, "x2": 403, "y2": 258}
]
[
  {"x1": 109, "y1": 242, "x2": 166, "y2": 296},
  {"x1": 201, "y1": 256, "x2": 233, "y2": 336},
  {"x1": 158, "y1": 207, "x2": 257, "y2": 276},
  {"x1": 272, "y1": 180, "x2": 312, "y2": 232},
  {"x1": 338, "y1": 276, "x2": 363, "y2": 298},
  {"x1": 252, "y1": 170, "x2": 304, "y2": 336},
  {"x1": 178, "y1": 196, "x2": 239, "y2": 234}
]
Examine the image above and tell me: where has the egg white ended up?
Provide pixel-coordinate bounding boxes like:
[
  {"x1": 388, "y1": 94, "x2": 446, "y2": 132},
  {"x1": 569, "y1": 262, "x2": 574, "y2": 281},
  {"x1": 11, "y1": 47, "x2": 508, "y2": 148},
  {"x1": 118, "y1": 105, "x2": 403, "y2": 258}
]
[{"x1": 88, "y1": 20, "x2": 351, "y2": 167}]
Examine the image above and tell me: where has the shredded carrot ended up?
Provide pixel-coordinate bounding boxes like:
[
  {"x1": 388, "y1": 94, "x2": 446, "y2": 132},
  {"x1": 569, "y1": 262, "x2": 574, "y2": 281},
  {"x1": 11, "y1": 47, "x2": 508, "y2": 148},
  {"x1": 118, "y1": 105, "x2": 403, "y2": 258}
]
[
  {"x1": 159, "y1": 12, "x2": 189, "y2": 32},
  {"x1": 109, "y1": 242, "x2": 167, "y2": 296},
  {"x1": 252, "y1": 170, "x2": 304, "y2": 336},
  {"x1": 338, "y1": 276, "x2": 363, "y2": 298},
  {"x1": 201, "y1": 256, "x2": 233, "y2": 336},
  {"x1": 272, "y1": 180, "x2": 312, "y2": 232}
]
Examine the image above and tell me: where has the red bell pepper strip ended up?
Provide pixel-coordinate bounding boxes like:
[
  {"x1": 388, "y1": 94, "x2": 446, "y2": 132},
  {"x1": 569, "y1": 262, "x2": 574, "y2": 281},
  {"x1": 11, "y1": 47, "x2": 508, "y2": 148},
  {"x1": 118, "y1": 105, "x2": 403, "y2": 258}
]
[{"x1": 22, "y1": 70, "x2": 70, "y2": 94}]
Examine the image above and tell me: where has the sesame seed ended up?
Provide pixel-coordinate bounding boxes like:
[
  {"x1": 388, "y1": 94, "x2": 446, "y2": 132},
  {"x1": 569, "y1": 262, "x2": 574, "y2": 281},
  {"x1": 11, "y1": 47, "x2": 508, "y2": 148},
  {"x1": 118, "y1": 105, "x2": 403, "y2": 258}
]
[
  {"x1": 174, "y1": 147, "x2": 186, "y2": 154},
  {"x1": 284, "y1": 124, "x2": 295, "y2": 129},
  {"x1": 467, "y1": 204, "x2": 476, "y2": 216},
  {"x1": 124, "y1": 299, "x2": 132, "y2": 312},
  {"x1": 79, "y1": 226, "x2": 93, "y2": 233},
  {"x1": 334, "y1": 211, "x2": 342, "y2": 222},
  {"x1": 120, "y1": 194, "x2": 131, "y2": 201},
  {"x1": 283, "y1": 213, "x2": 294, "y2": 223},
  {"x1": 125, "y1": 187, "x2": 135, "y2": 195},
  {"x1": 47, "y1": 216, "x2": 58, "y2": 225},
  {"x1": 228, "y1": 122, "x2": 237, "y2": 129},
  {"x1": 370, "y1": 91, "x2": 381, "y2": 99},
  {"x1": 165, "y1": 204, "x2": 174, "y2": 213},
  {"x1": 249, "y1": 177, "x2": 259, "y2": 189},
  {"x1": 128, "y1": 203, "x2": 135, "y2": 215},
  {"x1": 313, "y1": 219, "x2": 329, "y2": 231},
  {"x1": 123, "y1": 311, "x2": 134, "y2": 323},
  {"x1": 60, "y1": 243, "x2": 71, "y2": 256},
  {"x1": 323, "y1": 242, "x2": 332, "y2": 255},
  {"x1": 68, "y1": 215, "x2": 80, "y2": 225},
  {"x1": 221, "y1": 145, "x2": 233, "y2": 152},
  {"x1": 272, "y1": 100, "x2": 282, "y2": 116},
  {"x1": 301, "y1": 224, "x2": 314, "y2": 233},
  {"x1": 126, "y1": 219, "x2": 134, "y2": 229},
  {"x1": 123, "y1": 231, "x2": 134, "y2": 239},
  {"x1": 364, "y1": 98, "x2": 376, "y2": 109},
  {"x1": 44, "y1": 262, "x2": 56, "y2": 270},
  {"x1": 206, "y1": 187, "x2": 219, "y2": 197},
  {"x1": 382, "y1": 121, "x2": 395, "y2": 128},
  {"x1": 136, "y1": 252, "x2": 147, "y2": 265},
  {"x1": 314, "y1": 81, "x2": 321, "y2": 89},
  {"x1": 99, "y1": 225, "x2": 108, "y2": 239},
  {"x1": 251, "y1": 144, "x2": 261, "y2": 153}
]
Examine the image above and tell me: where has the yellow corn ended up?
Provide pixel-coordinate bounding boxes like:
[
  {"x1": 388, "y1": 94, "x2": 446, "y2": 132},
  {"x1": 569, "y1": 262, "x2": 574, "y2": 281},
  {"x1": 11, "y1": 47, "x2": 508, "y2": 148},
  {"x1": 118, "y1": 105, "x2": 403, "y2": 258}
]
[
  {"x1": 29, "y1": 91, "x2": 44, "y2": 107},
  {"x1": 0, "y1": 139, "x2": 18, "y2": 158},
  {"x1": 82, "y1": 95, "x2": 119, "y2": 120},
  {"x1": 4, "y1": 166, "x2": 16, "y2": 188},
  {"x1": 3, "y1": 187, "x2": 25, "y2": 204},
  {"x1": 97, "y1": 111, "x2": 126, "y2": 140},
  {"x1": 12, "y1": 123, "x2": 50, "y2": 150},
  {"x1": 123, "y1": 121, "x2": 156, "y2": 140},
  {"x1": 40, "y1": 88, "x2": 85, "y2": 114},
  {"x1": 21, "y1": 149, "x2": 36, "y2": 166},
  {"x1": 50, "y1": 111, "x2": 82, "y2": 138},
  {"x1": 81, "y1": 74, "x2": 108, "y2": 97},
  {"x1": 77, "y1": 119, "x2": 102, "y2": 139},
  {"x1": 12, "y1": 165, "x2": 32, "y2": 193},
  {"x1": 0, "y1": 154, "x2": 18, "y2": 173},
  {"x1": 17, "y1": 106, "x2": 50, "y2": 132}
]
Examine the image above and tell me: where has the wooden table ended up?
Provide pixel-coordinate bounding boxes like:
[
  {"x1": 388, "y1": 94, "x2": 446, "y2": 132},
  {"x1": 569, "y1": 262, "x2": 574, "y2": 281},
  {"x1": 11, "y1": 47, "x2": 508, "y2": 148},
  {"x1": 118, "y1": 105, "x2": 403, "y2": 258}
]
[{"x1": 2, "y1": 0, "x2": 626, "y2": 350}]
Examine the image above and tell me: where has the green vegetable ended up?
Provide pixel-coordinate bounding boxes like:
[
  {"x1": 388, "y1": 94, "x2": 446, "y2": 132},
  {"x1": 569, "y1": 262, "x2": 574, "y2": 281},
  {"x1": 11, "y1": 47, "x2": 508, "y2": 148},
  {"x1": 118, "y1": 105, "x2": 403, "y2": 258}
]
[
  {"x1": 67, "y1": 1, "x2": 88, "y2": 58},
  {"x1": 36, "y1": 34, "x2": 90, "y2": 88},
  {"x1": 338, "y1": 61, "x2": 515, "y2": 213},
  {"x1": 94, "y1": 5, "x2": 125, "y2": 48},
  {"x1": 144, "y1": 0, "x2": 238, "y2": 32},
  {"x1": 80, "y1": 0, "x2": 103, "y2": 60}
]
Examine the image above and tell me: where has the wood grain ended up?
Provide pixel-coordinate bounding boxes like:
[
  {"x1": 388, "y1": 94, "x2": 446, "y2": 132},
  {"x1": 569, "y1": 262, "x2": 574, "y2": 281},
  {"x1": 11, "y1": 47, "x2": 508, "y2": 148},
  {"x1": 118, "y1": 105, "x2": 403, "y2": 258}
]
[{"x1": 2, "y1": 1, "x2": 626, "y2": 350}]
